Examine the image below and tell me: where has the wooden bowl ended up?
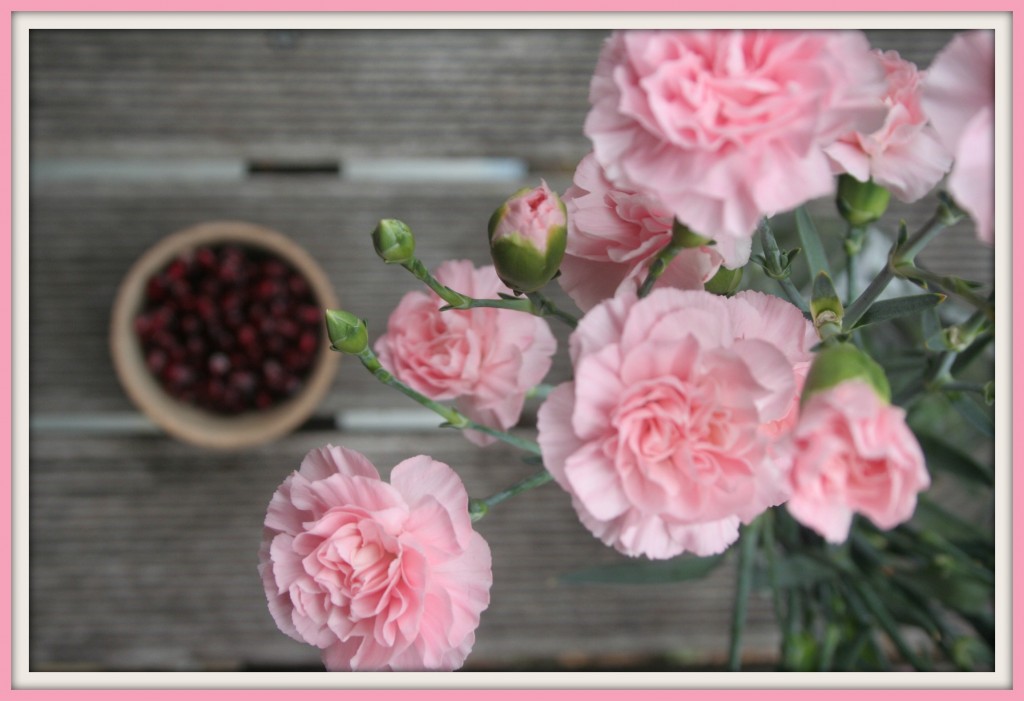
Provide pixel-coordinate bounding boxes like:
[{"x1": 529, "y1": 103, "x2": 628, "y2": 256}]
[{"x1": 110, "y1": 221, "x2": 339, "y2": 450}]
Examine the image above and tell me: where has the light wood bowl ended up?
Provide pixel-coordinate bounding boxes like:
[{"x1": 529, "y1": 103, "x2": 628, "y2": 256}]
[{"x1": 110, "y1": 221, "x2": 339, "y2": 450}]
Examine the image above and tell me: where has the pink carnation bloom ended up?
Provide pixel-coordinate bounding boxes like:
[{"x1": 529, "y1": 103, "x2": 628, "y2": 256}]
[
  {"x1": 785, "y1": 381, "x2": 930, "y2": 543},
  {"x1": 560, "y1": 152, "x2": 723, "y2": 311},
  {"x1": 922, "y1": 30, "x2": 995, "y2": 245},
  {"x1": 826, "y1": 50, "x2": 953, "y2": 202},
  {"x1": 376, "y1": 260, "x2": 557, "y2": 446},
  {"x1": 585, "y1": 30, "x2": 887, "y2": 268},
  {"x1": 537, "y1": 288, "x2": 815, "y2": 559},
  {"x1": 258, "y1": 445, "x2": 493, "y2": 671}
]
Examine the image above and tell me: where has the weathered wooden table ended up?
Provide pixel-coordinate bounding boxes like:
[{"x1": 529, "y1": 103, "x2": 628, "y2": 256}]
[{"x1": 28, "y1": 27, "x2": 992, "y2": 671}]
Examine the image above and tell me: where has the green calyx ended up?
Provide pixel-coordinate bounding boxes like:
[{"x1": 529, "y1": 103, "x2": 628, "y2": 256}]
[
  {"x1": 372, "y1": 219, "x2": 416, "y2": 265},
  {"x1": 836, "y1": 174, "x2": 891, "y2": 227},
  {"x1": 704, "y1": 265, "x2": 744, "y2": 296},
  {"x1": 487, "y1": 192, "x2": 567, "y2": 294},
  {"x1": 801, "y1": 342, "x2": 891, "y2": 406},
  {"x1": 325, "y1": 309, "x2": 369, "y2": 354},
  {"x1": 489, "y1": 226, "x2": 567, "y2": 293},
  {"x1": 810, "y1": 272, "x2": 844, "y2": 340}
]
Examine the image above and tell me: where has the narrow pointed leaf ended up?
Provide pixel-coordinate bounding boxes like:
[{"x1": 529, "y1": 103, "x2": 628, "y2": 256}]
[
  {"x1": 847, "y1": 293, "x2": 945, "y2": 330},
  {"x1": 562, "y1": 553, "x2": 725, "y2": 585},
  {"x1": 948, "y1": 393, "x2": 995, "y2": 438},
  {"x1": 795, "y1": 206, "x2": 831, "y2": 279},
  {"x1": 914, "y1": 433, "x2": 994, "y2": 487}
]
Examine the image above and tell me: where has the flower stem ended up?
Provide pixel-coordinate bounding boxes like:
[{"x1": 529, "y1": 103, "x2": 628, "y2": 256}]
[
  {"x1": 843, "y1": 199, "x2": 964, "y2": 331},
  {"x1": 354, "y1": 346, "x2": 541, "y2": 455},
  {"x1": 728, "y1": 518, "x2": 761, "y2": 671},
  {"x1": 401, "y1": 256, "x2": 473, "y2": 308},
  {"x1": 469, "y1": 469, "x2": 554, "y2": 522},
  {"x1": 894, "y1": 264, "x2": 995, "y2": 320},
  {"x1": 637, "y1": 239, "x2": 685, "y2": 298},
  {"x1": 401, "y1": 255, "x2": 578, "y2": 328}
]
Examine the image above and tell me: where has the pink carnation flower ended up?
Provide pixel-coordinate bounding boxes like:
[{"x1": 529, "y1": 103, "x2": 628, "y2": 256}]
[
  {"x1": 376, "y1": 260, "x2": 557, "y2": 446},
  {"x1": 922, "y1": 30, "x2": 995, "y2": 245},
  {"x1": 785, "y1": 381, "x2": 930, "y2": 543},
  {"x1": 826, "y1": 50, "x2": 953, "y2": 202},
  {"x1": 559, "y1": 152, "x2": 723, "y2": 311},
  {"x1": 258, "y1": 445, "x2": 493, "y2": 671},
  {"x1": 537, "y1": 288, "x2": 815, "y2": 559},
  {"x1": 585, "y1": 30, "x2": 887, "y2": 268}
]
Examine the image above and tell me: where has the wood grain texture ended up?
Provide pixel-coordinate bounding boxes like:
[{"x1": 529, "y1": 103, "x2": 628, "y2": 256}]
[{"x1": 27, "y1": 27, "x2": 993, "y2": 671}]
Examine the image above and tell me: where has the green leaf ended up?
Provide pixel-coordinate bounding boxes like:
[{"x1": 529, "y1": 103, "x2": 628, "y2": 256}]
[
  {"x1": 911, "y1": 496, "x2": 993, "y2": 546},
  {"x1": 795, "y1": 206, "x2": 832, "y2": 279},
  {"x1": 948, "y1": 393, "x2": 995, "y2": 438},
  {"x1": 562, "y1": 553, "x2": 725, "y2": 585},
  {"x1": 914, "y1": 433, "x2": 994, "y2": 487},
  {"x1": 752, "y1": 553, "x2": 836, "y2": 590},
  {"x1": 847, "y1": 293, "x2": 945, "y2": 331}
]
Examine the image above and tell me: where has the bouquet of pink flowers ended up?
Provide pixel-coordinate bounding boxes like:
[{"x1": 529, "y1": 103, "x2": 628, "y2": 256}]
[{"x1": 258, "y1": 29, "x2": 995, "y2": 672}]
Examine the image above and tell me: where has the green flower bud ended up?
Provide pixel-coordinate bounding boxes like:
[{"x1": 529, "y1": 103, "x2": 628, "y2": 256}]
[
  {"x1": 487, "y1": 182, "x2": 567, "y2": 293},
  {"x1": 372, "y1": 219, "x2": 416, "y2": 265},
  {"x1": 325, "y1": 309, "x2": 368, "y2": 354},
  {"x1": 703, "y1": 265, "x2": 744, "y2": 296},
  {"x1": 836, "y1": 174, "x2": 891, "y2": 227},
  {"x1": 801, "y1": 342, "x2": 891, "y2": 406}
]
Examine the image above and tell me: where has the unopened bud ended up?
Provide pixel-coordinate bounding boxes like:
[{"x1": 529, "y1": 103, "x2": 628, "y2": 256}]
[
  {"x1": 837, "y1": 174, "x2": 891, "y2": 227},
  {"x1": 372, "y1": 219, "x2": 416, "y2": 265},
  {"x1": 325, "y1": 309, "x2": 368, "y2": 354},
  {"x1": 487, "y1": 182, "x2": 567, "y2": 293},
  {"x1": 801, "y1": 343, "x2": 891, "y2": 406}
]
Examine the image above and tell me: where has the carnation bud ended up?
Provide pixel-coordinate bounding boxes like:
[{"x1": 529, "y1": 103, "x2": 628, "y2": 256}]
[
  {"x1": 703, "y1": 265, "x2": 743, "y2": 296},
  {"x1": 372, "y1": 219, "x2": 416, "y2": 265},
  {"x1": 487, "y1": 182, "x2": 567, "y2": 293},
  {"x1": 801, "y1": 342, "x2": 891, "y2": 406},
  {"x1": 325, "y1": 309, "x2": 368, "y2": 354},
  {"x1": 836, "y1": 174, "x2": 891, "y2": 227}
]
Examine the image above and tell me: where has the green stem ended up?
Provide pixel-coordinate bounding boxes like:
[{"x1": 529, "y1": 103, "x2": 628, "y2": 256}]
[
  {"x1": 761, "y1": 511, "x2": 788, "y2": 662},
  {"x1": 777, "y1": 278, "x2": 810, "y2": 314},
  {"x1": 526, "y1": 291, "x2": 580, "y2": 328},
  {"x1": 401, "y1": 256, "x2": 472, "y2": 308},
  {"x1": 843, "y1": 200, "x2": 964, "y2": 331},
  {"x1": 638, "y1": 239, "x2": 685, "y2": 297},
  {"x1": 354, "y1": 347, "x2": 541, "y2": 455},
  {"x1": 469, "y1": 469, "x2": 554, "y2": 521},
  {"x1": 894, "y1": 264, "x2": 995, "y2": 320},
  {"x1": 402, "y1": 256, "x2": 578, "y2": 328},
  {"x1": 728, "y1": 518, "x2": 761, "y2": 671},
  {"x1": 844, "y1": 225, "x2": 867, "y2": 306}
]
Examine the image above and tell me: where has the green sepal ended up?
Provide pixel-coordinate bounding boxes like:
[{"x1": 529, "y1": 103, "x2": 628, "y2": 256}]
[
  {"x1": 704, "y1": 265, "x2": 744, "y2": 296},
  {"x1": 324, "y1": 309, "x2": 369, "y2": 354},
  {"x1": 371, "y1": 218, "x2": 416, "y2": 265},
  {"x1": 836, "y1": 174, "x2": 891, "y2": 227},
  {"x1": 801, "y1": 342, "x2": 891, "y2": 406}
]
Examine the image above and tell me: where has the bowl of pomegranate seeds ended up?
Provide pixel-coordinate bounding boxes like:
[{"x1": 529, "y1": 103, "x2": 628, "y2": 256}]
[{"x1": 110, "y1": 221, "x2": 340, "y2": 449}]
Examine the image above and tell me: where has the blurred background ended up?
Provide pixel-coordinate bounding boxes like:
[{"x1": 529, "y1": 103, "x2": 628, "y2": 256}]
[{"x1": 29, "y1": 28, "x2": 992, "y2": 672}]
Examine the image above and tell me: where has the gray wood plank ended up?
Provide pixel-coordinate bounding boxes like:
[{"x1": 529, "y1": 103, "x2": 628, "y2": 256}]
[
  {"x1": 29, "y1": 430, "x2": 777, "y2": 671},
  {"x1": 30, "y1": 28, "x2": 963, "y2": 164}
]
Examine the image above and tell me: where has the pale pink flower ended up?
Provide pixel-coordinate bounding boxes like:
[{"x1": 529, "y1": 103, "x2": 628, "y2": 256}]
[
  {"x1": 537, "y1": 287, "x2": 814, "y2": 559},
  {"x1": 376, "y1": 260, "x2": 557, "y2": 446},
  {"x1": 826, "y1": 50, "x2": 953, "y2": 202},
  {"x1": 585, "y1": 30, "x2": 887, "y2": 268},
  {"x1": 559, "y1": 152, "x2": 723, "y2": 311},
  {"x1": 922, "y1": 30, "x2": 995, "y2": 245},
  {"x1": 258, "y1": 445, "x2": 492, "y2": 671},
  {"x1": 785, "y1": 380, "x2": 930, "y2": 543},
  {"x1": 488, "y1": 181, "x2": 568, "y2": 293}
]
